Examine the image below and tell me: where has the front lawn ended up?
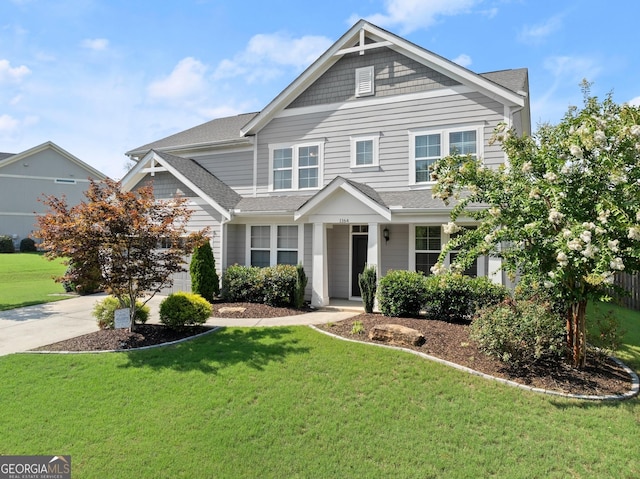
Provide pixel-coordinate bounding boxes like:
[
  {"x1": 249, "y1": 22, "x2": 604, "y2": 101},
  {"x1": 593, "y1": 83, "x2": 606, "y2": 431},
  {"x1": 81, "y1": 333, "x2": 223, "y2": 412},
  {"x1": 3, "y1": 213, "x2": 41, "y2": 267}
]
[
  {"x1": 1, "y1": 312, "x2": 639, "y2": 478},
  {"x1": 0, "y1": 253, "x2": 68, "y2": 310}
]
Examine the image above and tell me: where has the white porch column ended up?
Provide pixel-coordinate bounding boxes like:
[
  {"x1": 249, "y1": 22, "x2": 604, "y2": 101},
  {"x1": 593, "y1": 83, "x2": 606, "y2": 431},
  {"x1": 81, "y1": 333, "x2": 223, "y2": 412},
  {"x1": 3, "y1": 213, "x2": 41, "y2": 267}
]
[
  {"x1": 487, "y1": 256, "x2": 503, "y2": 285},
  {"x1": 367, "y1": 222, "x2": 380, "y2": 271},
  {"x1": 311, "y1": 222, "x2": 329, "y2": 307}
]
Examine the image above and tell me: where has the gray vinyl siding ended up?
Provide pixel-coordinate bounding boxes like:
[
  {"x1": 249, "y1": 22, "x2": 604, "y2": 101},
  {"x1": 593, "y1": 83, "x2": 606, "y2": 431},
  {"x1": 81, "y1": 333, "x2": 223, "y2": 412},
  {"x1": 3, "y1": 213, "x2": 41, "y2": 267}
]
[
  {"x1": 327, "y1": 225, "x2": 349, "y2": 298},
  {"x1": 193, "y1": 149, "x2": 254, "y2": 196},
  {"x1": 380, "y1": 224, "x2": 409, "y2": 275},
  {"x1": 226, "y1": 224, "x2": 246, "y2": 266},
  {"x1": 256, "y1": 91, "x2": 505, "y2": 193},
  {"x1": 288, "y1": 47, "x2": 461, "y2": 108},
  {"x1": 0, "y1": 149, "x2": 96, "y2": 178},
  {"x1": 303, "y1": 223, "x2": 313, "y2": 300}
]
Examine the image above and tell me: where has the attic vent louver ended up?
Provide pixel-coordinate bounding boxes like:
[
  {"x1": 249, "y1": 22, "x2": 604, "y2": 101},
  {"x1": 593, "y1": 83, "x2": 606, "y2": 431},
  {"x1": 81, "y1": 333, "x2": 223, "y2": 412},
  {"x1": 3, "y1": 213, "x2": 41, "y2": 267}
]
[{"x1": 355, "y1": 66, "x2": 374, "y2": 97}]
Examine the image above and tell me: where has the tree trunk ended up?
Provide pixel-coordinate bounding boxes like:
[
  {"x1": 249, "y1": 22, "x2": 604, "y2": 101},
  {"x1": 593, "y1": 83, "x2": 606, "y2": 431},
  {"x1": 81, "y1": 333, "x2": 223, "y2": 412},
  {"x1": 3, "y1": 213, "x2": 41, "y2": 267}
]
[{"x1": 566, "y1": 300, "x2": 587, "y2": 368}]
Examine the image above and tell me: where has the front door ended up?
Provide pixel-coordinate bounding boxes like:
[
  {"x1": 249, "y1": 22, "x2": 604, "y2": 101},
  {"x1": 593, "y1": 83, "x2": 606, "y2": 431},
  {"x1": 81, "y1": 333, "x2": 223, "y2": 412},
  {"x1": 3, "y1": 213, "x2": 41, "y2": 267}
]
[{"x1": 351, "y1": 234, "x2": 368, "y2": 297}]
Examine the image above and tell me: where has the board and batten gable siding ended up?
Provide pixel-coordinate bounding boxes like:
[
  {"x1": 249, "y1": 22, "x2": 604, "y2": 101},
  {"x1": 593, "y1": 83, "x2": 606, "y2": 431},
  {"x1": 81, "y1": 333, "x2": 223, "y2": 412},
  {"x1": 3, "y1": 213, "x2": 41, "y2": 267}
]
[
  {"x1": 255, "y1": 90, "x2": 505, "y2": 193},
  {"x1": 190, "y1": 149, "x2": 255, "y2": 196},
  {"x1": 288, "y1": 47, "x2": 461, "y2": 109}
]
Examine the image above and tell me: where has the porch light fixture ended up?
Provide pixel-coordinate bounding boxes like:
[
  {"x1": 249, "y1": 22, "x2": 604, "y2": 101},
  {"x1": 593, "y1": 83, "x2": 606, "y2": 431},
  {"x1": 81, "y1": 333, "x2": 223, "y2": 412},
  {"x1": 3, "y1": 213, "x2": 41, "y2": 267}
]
[{"x1": 383, "y1": 227, "x2": 390, "y2": 243}]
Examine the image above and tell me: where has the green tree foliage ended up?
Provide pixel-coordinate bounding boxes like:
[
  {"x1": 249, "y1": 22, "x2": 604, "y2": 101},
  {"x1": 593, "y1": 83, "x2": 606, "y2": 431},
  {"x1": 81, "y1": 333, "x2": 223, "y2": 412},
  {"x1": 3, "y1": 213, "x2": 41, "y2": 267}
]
[
  {"x1": 432, "y1": 84, "x2": 640, "y2": 367},
  {"x1": 190, "y1": 239, "x2": 219, "y2": 302},
  {"x1": 36, "y1": 178, "x2": 205, "y2": 330}
]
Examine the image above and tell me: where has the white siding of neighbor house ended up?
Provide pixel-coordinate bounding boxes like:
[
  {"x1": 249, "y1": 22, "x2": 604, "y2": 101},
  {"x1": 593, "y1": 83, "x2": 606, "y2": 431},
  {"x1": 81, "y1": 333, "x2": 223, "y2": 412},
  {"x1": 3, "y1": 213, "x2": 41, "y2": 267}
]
[
  {"x1": 0, "y1": 148, "x2": 99, "y2": 243},
  {"x1": 254, "y1": 90, "x2": 505, "y2": 194}
]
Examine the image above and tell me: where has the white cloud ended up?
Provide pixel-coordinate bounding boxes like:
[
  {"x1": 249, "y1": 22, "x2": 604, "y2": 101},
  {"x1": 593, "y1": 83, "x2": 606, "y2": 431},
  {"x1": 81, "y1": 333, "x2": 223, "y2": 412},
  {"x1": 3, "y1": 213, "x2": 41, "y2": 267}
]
[
  {"x1": 0, "y1": 114, "x2": 20, "y2": 133},
  {"x1": 453, "y1": 54, "x2": 472, "y2": 67},
  {"x1": 519, "y1": 14, "x2": 563, "y2": 44},
  {"x1": 213, "y1": 32, "x2": 332, "y2": 83},
  {"x1": 81, "y1": 38, "x2": 109, "y2": 51},
  {"x1": 352, "y1": 0, "x2": 482, "y2": 34},
  {"x1": 148, "y1": 57, "x2": 207, "y2": 100},
  {"x1": 543, "y1": 55, "x2": 601, "y2": 82},
  {"x1": 627, "y1": 96, "x2": 640, "y2": 106},
  {"x1": 0, "y1": 59, "x2": 31, "y2": 82}
]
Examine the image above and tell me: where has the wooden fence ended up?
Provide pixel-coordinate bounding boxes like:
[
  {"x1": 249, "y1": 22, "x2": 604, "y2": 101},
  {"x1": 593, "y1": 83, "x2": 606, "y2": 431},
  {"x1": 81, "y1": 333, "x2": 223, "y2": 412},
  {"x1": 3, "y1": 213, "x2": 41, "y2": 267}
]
[{"x1": 614, "y1": 272, "x2": 640, "y2": 311}]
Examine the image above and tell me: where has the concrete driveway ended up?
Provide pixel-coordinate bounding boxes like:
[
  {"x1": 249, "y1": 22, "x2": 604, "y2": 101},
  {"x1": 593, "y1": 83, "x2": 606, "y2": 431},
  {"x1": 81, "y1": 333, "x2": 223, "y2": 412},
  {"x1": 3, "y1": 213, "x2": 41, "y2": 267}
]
[
  {"x1": 0, "y1": 294, "x2": 162, "y2": 356},
  {"x1": 0, "y1": 294, "x2": 360, "y2": 356}
]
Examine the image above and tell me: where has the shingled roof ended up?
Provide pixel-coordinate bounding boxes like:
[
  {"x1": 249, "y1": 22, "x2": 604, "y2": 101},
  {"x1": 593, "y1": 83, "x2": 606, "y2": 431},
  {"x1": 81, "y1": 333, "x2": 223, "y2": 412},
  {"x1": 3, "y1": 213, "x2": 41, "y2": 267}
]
[
  {"x1": 153, "y1": 150, "x2": 242, "y2": 211},
  {"x1": 480, "y1": 68, "x2": 528, "y2": 94},
  {"x1": 127, "y1": 112, "x2": 258, "y2": 157}
]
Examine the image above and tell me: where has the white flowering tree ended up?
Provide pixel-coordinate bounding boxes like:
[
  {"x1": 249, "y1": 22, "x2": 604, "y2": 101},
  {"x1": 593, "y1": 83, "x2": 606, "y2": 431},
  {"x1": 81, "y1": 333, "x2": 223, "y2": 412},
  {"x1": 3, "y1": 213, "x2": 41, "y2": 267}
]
[{"x1": 431, "y1": 85, "x2": 640, "y2": 368}]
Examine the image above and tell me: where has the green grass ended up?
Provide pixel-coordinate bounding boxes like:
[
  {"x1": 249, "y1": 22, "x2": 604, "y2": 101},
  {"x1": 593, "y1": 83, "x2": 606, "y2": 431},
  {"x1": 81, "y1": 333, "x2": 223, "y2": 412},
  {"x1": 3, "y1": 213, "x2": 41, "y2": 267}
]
[
  {"x1": 0, "y1": 253, "x2": 68, "y2": 310},
  {"x1": 0, "y1": 307, "x2": 639, "y2": 478}
]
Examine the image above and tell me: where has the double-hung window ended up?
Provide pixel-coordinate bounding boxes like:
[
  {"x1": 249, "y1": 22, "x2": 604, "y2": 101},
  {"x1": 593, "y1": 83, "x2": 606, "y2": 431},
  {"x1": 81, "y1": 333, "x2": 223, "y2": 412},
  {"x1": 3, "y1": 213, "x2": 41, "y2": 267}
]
[
  {"x1": 410, "y1": 126, "x2": 480, "y2": 184},
  {"x1": 449, "y1": 227, "x2": 478, "y2": 277},
  {"x1": 249, "y1": 225, "x2": 300, "y2": 267},
  {"x1": 270, "y1": 142, "x2": 322, "y2": 191},
  {"x1": 350, "y1": 134, "x2": 380, "y2": 169},
  {"x1": 415, "y1": 226, "x2": 441, "y2": 275}
]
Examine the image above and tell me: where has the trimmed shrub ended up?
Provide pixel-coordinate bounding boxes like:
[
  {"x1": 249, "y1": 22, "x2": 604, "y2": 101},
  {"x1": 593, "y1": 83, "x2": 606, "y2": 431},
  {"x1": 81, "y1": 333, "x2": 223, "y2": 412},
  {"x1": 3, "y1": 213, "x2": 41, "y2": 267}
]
[
  {"x1": 63, "y1": 260, "x2": 102, "y2": 295},
  {"x1": 159, "y1": 292, "x2": 212, "y2": 329},
  {"x1": 221, "y1": 265, "x2": 264, "y2": 303},
  {"x1": 262, "y1": 264, "x2": 298, "y2": 307},
  {"x1": 358, "y1": 265, "x2": 377, "y2": 313},
  {"x1": 470, "y1": 299, "x2": 566, "y2": 368},
  {"x1": 377, "y1": 270, "x2": 427, "y2": 317},
  {"x1": 424, "y1": 273, "x2": 509, "y2": 322},
  {"x1": 221, "y1": 264, "x2": 303, "y2": 308},
  {"x1": 190, "y1": 241, "x2": 219, "y2": 302},
  {"x1": 92, "y1": 296, "x2": 150, "y2": 330},
  {"x1": 294, "y1": 264, "x2": 308, "y2": 309},
  {"x1": 19, "y1": 238, "x2": 37, "y2": 252},
  {"x1": 0, "y1": 236, "x2": 15, "y2": 253}
]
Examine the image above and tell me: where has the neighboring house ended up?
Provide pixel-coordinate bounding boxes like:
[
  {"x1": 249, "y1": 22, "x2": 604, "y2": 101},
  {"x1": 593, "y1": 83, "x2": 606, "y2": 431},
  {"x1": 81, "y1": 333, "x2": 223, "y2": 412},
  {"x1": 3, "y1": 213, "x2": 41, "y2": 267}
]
[
  {"x1": 122, "y1": 20, "x2": 531, "y2": 305},
  {"x1": 0, "y1": 141, "x2": 107, "y2": 247}
]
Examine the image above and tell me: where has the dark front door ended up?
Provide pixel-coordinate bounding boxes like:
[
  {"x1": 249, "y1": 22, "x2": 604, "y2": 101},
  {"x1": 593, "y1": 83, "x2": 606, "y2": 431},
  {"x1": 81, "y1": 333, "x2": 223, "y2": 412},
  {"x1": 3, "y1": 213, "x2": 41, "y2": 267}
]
[{"x1": 351, "y1": 235, "x2": 368, "y2": 297}]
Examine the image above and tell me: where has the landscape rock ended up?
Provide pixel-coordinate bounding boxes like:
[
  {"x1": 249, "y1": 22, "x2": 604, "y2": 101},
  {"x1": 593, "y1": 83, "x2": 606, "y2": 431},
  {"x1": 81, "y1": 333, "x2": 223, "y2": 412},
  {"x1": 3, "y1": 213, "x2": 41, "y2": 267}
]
[{"x1": 368, "y1": 324, "x2": 425, "y2": 347}]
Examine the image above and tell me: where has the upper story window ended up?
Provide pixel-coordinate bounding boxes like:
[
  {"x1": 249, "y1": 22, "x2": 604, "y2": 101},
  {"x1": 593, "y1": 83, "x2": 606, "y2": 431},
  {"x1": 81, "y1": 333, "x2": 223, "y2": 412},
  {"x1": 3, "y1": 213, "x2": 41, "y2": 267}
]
[
  {"x1": 355, "y1": 66, "x2": 374, "y2": 97},
  {"x1": 350, "y1": 134, "x2": 380, "y2": 169},
  {"x1": 409, "y1": 126, "x2": 481, "y2": 185},
  {"x1": 270, "y1": 142, "x2": 323, "y2": 191}
]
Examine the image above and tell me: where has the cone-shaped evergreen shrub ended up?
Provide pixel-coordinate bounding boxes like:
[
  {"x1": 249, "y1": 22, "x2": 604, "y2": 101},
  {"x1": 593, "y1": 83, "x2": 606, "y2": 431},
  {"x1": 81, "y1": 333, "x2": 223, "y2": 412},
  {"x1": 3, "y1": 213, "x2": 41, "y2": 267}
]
[{"x1": 190, "y1": 240, "x2": 219, "y2": 302}]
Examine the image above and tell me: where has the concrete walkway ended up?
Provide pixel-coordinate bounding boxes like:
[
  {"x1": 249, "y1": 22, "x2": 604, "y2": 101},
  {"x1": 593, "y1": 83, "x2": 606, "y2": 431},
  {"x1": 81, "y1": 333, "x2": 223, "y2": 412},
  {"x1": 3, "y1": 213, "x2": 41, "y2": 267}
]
[{"x1": 0, "y1": 294, "x2": 362, "y2": 356}]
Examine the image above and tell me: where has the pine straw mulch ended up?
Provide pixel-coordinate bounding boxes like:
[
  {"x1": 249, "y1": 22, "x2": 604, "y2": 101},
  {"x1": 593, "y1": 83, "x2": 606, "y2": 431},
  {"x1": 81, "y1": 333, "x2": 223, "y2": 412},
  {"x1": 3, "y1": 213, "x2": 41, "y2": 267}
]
[{"x1": 32, "y1": 302, "x2": 636, "y2": 398}]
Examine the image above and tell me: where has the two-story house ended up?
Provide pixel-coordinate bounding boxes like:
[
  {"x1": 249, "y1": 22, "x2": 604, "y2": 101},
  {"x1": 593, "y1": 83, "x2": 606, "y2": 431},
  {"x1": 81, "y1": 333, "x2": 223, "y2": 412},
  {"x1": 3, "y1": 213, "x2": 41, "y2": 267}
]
[{"x1": 122, "y1": 20, "x2": 531, "y2": 307}]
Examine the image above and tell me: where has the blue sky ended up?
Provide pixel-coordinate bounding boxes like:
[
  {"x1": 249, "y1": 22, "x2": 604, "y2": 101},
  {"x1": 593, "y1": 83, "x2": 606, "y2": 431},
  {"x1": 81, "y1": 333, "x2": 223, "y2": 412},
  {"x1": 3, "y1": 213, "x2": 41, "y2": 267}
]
[{"x1": 1, "y1": 0, "x2": 638, "y2": 179}]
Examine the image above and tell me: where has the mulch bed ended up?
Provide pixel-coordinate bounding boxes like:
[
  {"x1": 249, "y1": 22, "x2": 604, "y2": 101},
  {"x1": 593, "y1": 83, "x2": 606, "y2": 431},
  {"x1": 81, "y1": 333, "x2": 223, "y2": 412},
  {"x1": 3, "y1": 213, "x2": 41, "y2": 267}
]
[
  {"x1": 31, "y1": 302, "x2": 635, "y2": 398},
  {"x1": 316, "y1": 313, "x2": 634, "y2": 397}
]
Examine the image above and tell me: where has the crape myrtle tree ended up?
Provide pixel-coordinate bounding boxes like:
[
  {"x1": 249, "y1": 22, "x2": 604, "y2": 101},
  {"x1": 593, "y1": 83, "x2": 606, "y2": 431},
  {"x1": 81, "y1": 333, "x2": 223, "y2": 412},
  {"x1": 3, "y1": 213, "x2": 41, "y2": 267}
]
[
  {"x1": 431, "y1": 84, "x2": 640, "y2": 368},
  {"x1": 37, "y1": 178, "x2": 205, "y2": 331}
]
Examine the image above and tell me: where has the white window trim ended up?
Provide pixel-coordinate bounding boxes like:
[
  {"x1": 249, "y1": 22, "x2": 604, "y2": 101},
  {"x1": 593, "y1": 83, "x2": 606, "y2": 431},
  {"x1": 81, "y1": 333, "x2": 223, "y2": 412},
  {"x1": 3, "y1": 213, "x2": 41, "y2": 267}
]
[
  {"x1": 246, "y1": 224, "x2": 304, "y2": 266},
  {"x1": 408, "y1": 224, "x2": 485, "y2": 276},
  {"x1": 408, "y1": 125, "x2": 484, "y2": 186},
  {"x1": 269, "y1": 141, "x2": 324, "y2": 192},
  {"x1": 355, "y1": 65, "x2": 374, "y2": 97},
  {"x1": 350, "y1": 133, "x2": 380, "y2": 169}
]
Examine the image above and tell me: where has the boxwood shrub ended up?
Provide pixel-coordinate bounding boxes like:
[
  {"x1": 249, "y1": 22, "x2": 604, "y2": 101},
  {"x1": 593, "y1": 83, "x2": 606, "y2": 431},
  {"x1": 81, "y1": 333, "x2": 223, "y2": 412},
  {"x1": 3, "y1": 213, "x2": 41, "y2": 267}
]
[
  {"x1": 19, "y1": 237, "x2": 37, "y2": 252},
  {"x1": 471, "y1": 299, "x2": 566, "y2": 368},
  {"x1": 0, "y1": 235, "x2": 14, "y2": 253},
  {"x1": 92, "y1": 296, "x2": 150, "y2": 330},
  {"x1": 221, "y1": 264, "x2": 306, "y2": 307},
  {"x1": 424, "y1": 273, "x2": 509, "y2": 322},
  {"x1": 159, "y1": 292, "x2": 212, "y2": 329},
  {"x1": 377, "y1": 270, "x2": 428, "y2": 317}
]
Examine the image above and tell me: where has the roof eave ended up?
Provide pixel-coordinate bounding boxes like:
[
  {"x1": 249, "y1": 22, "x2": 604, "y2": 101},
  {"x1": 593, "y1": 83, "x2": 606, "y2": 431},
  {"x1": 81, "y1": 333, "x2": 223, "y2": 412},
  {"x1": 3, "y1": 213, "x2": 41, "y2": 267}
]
[{"x1": 126, "y1": 137, "x2": 252, "y2": 159}]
